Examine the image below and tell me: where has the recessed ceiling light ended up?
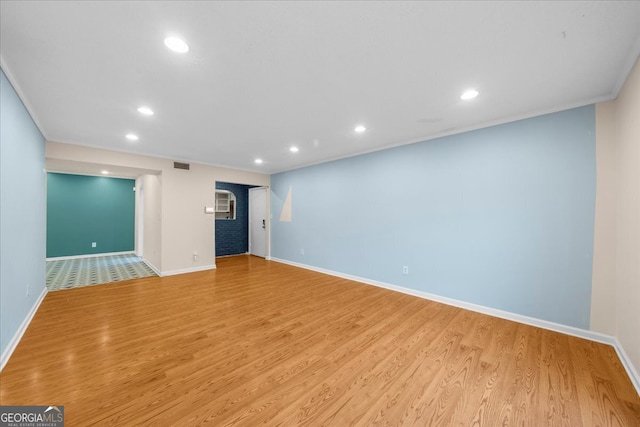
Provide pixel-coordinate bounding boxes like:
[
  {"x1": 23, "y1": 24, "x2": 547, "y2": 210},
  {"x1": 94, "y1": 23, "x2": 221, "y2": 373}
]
[
  {"x1": 354, "y1": 125, "x2": 366, "y2": 133},
  {"x1": 461, "y1": 89, "x2": 479, "y2": 100},
  {"x1": 290, "y1": 146, "x2": 299, "y2": 153},
  {"x1": 137, "y1": 106, "x2": 154, "y2": 116},
  {"x1": 254, "y1": 158, "x2": 263, "y2": 164},
  {"x1": 164, "y1": 36, "x2": 189, "y2": 53},
  {"x1": 101, "y1": 170, "x2": 109, "y2": 175},
  {"x1": 126, "y1": 133, "x2": 139, "y2": 141}
]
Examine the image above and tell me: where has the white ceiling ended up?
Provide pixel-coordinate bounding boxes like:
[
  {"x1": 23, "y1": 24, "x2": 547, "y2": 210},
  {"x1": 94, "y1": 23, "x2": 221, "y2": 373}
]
[{"x1": 1, "y1": 1, "x2": 639, "y2": 174}]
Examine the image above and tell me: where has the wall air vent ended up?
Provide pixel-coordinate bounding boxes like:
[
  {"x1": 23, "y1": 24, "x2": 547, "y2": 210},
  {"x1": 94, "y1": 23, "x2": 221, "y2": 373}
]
[{"x1": 173, "y1": 161, "x2": 190, "y2": 171}]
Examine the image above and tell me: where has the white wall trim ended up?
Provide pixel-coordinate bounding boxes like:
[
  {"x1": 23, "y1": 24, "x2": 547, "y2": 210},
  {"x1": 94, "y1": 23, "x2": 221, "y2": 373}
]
[
  {"x1": 611, "y1": 42, "x2": 640, "y2": 98},
  {"x1": 142, "y1": 259, "x2": 161, "y2": 277},
  {"x1": 0, "y1": 287, "x2": 48, "y2": 372},
  {"x1": 161, "y1": 264, "x2": 216, "y2": 277},
  {"x1": 215, "y1": 253, "x2": 250, "y2": 259},
  {"x1": 270, "y1": 257, "x2": 640, "y2": 395},
  {"x1": 46, "y1": 251, "x2": 135, "y2": 261},
  {"x1": 612, "y1": 337, "x2": 640, "y2": 395}
]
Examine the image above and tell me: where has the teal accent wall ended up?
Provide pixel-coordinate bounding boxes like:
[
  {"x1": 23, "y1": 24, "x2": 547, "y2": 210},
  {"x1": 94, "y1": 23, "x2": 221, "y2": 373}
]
[
  {"x1": 47, "y1": 173, "x2": 135, "y2": 257},
  {"x1": 1, "y1": 68, "x2": 47, "y2": 358},
  {"x1": 271, "y1": 105, "x2": 596, "y2": 329}
]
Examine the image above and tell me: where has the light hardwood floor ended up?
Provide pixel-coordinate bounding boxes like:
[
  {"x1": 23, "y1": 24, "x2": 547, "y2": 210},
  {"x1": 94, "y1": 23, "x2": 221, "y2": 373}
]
[{"x1": 1, "y1": 255, "x2": 638, "y2": 426}]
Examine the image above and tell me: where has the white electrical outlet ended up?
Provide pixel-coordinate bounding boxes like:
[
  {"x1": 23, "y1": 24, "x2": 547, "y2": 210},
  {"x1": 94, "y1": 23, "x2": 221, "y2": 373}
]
[
  {"x1": 402, "y1": 266, "x2": 409, "y2": 275},
  {"x1": 300, "y1": 248, "x2": 305, "y2": 255},
  {"x1": 92, "y1": 242, "x2": 97, "y2": 248},
  {"x1": 193, "y1": 252, "x2": 199, "y2": 261}
]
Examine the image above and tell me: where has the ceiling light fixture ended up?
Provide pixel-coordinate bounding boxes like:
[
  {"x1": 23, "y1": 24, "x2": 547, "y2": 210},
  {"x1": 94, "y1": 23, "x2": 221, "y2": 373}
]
[
  {"x1": 254, "y1": 158, "x2": 263, "y2": 164},
  {"x1": 461, "y1": 89, "x2": 479, "y2": 100},
  {"x1": 290, "y1": 146, "x2": 299, "y2": 153},
  {"x1": 164, "y1": 36, "x2": 189, "y2": 53},
  {"x1": 137, "y1": 106, "x2": 154, "y2": 116},
  {"x1": 354, "y1": 125, "x2": 366, "y2": 133},
  {"x1": 126, "y1": 133, "x2": 139, "y2": 141},
  {"x1": 101, "y1": 170, "x2": 109, "y2": 175}
]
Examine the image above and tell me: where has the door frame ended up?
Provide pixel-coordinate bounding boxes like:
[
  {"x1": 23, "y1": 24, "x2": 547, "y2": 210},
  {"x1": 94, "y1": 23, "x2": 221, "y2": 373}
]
[{"x1": 136, "y1": 183, "x2": 144, "y2": 257}]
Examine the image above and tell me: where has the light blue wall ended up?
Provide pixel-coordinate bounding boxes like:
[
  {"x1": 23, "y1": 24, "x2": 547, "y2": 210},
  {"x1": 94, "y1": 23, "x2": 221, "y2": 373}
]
[
  {"x1": 0, "y1": 69, "x2": 47, "y2": 357},
  {"x1": 271, "y1": 106, "x2": 596, "y2": 329}
]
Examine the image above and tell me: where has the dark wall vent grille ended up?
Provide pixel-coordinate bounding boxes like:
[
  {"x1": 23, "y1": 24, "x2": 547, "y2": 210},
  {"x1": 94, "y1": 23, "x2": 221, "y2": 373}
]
[{"x1": 173, "y1": 162, "x2": 190, "y2": 170}]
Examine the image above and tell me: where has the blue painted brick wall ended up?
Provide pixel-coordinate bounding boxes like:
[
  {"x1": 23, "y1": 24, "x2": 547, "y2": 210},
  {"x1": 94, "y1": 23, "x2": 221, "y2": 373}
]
[{"x1": 215, "y1": 182, "x2": 256, "y2": 256}]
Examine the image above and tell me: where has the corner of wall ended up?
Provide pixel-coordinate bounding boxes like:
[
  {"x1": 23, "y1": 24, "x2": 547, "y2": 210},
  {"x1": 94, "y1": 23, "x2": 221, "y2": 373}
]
[
  {"x1": 0, "y1": 288, "x2": 47, "y2": 371},
  {"x1": 590, "y1": 101, "x2": 618, "y2": 335},
  {"x1": 0, "y1": 68, "x2": 47, "y2": 364}
]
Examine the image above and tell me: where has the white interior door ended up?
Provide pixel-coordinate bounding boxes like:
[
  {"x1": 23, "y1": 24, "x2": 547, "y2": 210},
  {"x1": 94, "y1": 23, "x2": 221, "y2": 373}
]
[{"x1": 249, "y1": 187, "x2": 267, "y2": 257}]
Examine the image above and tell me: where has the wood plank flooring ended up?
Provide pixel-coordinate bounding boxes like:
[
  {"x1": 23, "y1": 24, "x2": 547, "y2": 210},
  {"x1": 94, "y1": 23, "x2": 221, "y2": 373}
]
[{"x1": 1, "y1": 255, "x2": 638, "y2": 426}]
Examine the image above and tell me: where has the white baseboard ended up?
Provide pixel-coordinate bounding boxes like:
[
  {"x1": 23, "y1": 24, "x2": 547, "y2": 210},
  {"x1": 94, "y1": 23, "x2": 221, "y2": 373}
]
[
  {"x1": 0, "y1": 287, "x2": 48, "y2": 372},
  {"x1": 161, "y1": 264, "x2": 216, "y2": 277},
  {"x1": 142, "y1": 259, "x2": 161, "y2": 277},
  {"x1": 612, "y1": 337, "x2": 640, "y2": 394},
  {"x1": 270, "y1": 257, "x2": 640, "y2": 396},
  {"x1": 215, "y1": 253, "x2": 249, "y2": 259},
  {"x1": 46, "y1": 251, "x2": 135, "y2": 261}
]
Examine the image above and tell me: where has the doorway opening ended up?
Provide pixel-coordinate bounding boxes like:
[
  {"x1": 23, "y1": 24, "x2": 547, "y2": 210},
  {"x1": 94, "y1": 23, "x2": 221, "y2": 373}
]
[{"x1": 214, "y1": 181, "x2": 268, "y2": 260}]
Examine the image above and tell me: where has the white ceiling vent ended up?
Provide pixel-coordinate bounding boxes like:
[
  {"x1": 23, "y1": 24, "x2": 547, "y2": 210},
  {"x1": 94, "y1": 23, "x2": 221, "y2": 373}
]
[{"x1": 173, "y1": 161, "x2": 190, "y2": 171}]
